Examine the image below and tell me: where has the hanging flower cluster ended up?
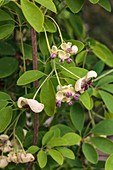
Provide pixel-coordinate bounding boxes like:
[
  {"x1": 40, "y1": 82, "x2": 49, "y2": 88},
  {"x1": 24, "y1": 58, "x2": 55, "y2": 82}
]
[
  {"x1": 56, "y1": 84, "x2": 76, "y2": 107},
  {"x1": 50, "y1": 42, "x2": 78, "y2": 63},
  {"x1": 0, "y1": 134, "x2": 35, "y2": 168},
  {"x1": 17, "y1": 97, "x2": 44, "y2": 113},
  {"x1": 56, "y1": 71, "x2": 97, "y2": 107}
]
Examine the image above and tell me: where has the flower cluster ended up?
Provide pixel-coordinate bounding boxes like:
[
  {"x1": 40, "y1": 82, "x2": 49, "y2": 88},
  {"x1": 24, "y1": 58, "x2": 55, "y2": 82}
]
[
  {"x1": 50, "y1": 42, "x2": 78, "y2": 63},
  {"x1": 0, "y1": 134, "x2": 35, "y2": 169},
  {"x1": 56, "y1": 71, "x2": 97, "y2": 107},
  {"x1": 17, "y1": 97, "x2": 44, "y2": 113},
  {"x1": 56, "y1": 84, "x2": 75, "y2": 107}
]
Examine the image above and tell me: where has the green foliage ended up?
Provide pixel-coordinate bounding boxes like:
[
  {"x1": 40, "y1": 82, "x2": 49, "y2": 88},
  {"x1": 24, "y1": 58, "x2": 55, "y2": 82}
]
[
  {"x1": 105, "y1": 153, "x2": 113, "y2": 170},
  {"x1": 82, "y1": 143, "x2": 98, "y2": 164},
  {"x1": 40, "y1": 80, "x2": 56, "y2": 116},
  {"x1": 17, "y1": 70, "x2": 45, "y2": 86},
  {"x1": 0, "y1": 106, "x2": 12, "y2": 132},
  {"x1": 21, "y1": 0, "x2": 44, "y2": 32},
  {"x1": 35, "y1": 0, "x2": 57, "y2": 13},
  {"x1": 0, "y1": 57, "x2": 18, "y2": 78},
  {"x1": 90, "y1": 137, "x2": 113, "y2": 154},
  {"x1": 70, "y1": 103, "x2": 85, "y2": 133},
  {"x1": 0, "y1": 0, "x2": 113, "y2": 169}
]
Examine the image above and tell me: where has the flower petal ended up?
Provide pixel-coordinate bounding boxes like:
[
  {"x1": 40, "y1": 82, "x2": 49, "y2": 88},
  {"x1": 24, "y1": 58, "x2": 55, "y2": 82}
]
[
  {"x1": 56, "y1": 91, "x2": 64, "y2": 100},
  {"x1": 51, "y1": 45, "x2": 58, "y2": 53},
  {"x1": 17, "y1": 97, "x2": 27, "y2": 108},
  {"x1": 75, "y1": 77, "x2": 85, "y2": 92},
  {"x1": 71, "y1": 45, "x2": 78, "y2": 54},
  {"x1": 86, "y1": 70, "x2": 97, "y2": 80},
  {"x1": 61, "y1": 43, "x2": 67, "y2": 50},
  {"x1": 27, "y1": 99, "x2": 44, "y2": 113}
]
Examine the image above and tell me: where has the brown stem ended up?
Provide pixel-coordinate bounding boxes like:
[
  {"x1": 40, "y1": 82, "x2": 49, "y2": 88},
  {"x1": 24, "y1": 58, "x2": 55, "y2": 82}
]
[{"x1": 26, "y1": 28, "x2": 39, "y2": 170}]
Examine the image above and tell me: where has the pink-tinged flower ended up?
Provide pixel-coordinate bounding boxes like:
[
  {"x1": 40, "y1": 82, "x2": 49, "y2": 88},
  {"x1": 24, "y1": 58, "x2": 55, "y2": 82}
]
[
  {"x1": 56, "y1": 85, "x2": 75, "y2": 105},
  {"x1": 75, "y1": 71, "x2": 97, "y2": 93},
  {"x1": 0, "y1": 156, "x2": 8, "y2": 168},
  {"x1": 17, "y1": 97, "x2": 44, "y2": 113},
  {"x1": 61, "y1": 42, "x2": 78, "y2": 55},
  {"x1": 50, "y1": 45, "x2": 58, "y2": 59}
]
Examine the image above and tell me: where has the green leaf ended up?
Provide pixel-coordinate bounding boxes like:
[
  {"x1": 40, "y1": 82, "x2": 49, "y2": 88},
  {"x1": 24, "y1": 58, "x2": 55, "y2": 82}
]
[
  {"x1": 40, "y1": 80, "x2": 56, "y2": 116},
  {"x1": 56, "y1": 147, "x2": 75, "y2": 159},
  {"x1": 89, "y1": 0, "x2": 99, "y2": 4},
  {"x1": 0, "y1": 24, "x2": 14, "y2": 40},
  {"x1": 0, "y1": 92, "x2": 11, "y2": 100},
  {"x1": 42, "y1": 130, "x2": 54, "y2": 146},
  {"x1": 48, "y1": 149, "x2": 64, "y2": 165},
  {"x1": 37, "y1": 150, "x2": 47, "y2": 168},
  {"x1": 105, "y1": 153, "x2": 113, "y2": 170},
  {"x1": 26, "y1": 145, "x2": 40, "y2": 154},
  {"x1": 79, "y1": 91, "x2": 93, "y2": 110},
  {"x1": 90, "y1": 137, "x2": 113, "y2": 154},
  {"x1": 82, "y1": 143, "x2": 98, "y2": 164},
  {"x1": 61, "y1": 67, "x2": 88, "y2": 80},
  {"x1": 0, "y1": 42, "x2": 16, "y2": 56},
  {"x1": 35, "y1": 0, "x2": 57, "y2": 13},
  {"x1": 99, "y1": 90, "x2": 113, "y2": 113},
  {"x1": 100, "y1": 84, "x2": 113, "y2": 94},
  {"x1": 93, "y1": 61, "x2": 105, "y2": 75},
  {"x1": 44, "y1": 18, "x2": 56, "y2": 33},
  {"x1": 19, "y1": 43, "x2": 32, "y2": 60},
  {"x1": 62, "y1": 132, "x2": 81, "y2": 146},
  {"x1": 66, "y1": 0, "x2": 85, "y2": 13},
  {"x1": 47, "y1": 137, "x2": 68, "y2": 147},
  {"x1": 0, "y1": 106, "x2": 12, "y2": 133},
  {"x1": 70, "y1": 103, "x2": 85, "y2": 133},
  {"x1": 98, "y1": 0, "x2": 111, "y2": 12},
  {"x1": 96, "y1": 75, "x2": 113, "y2": 87},
  {"x1": 91, "y1": 119, "x2": 113, "y2": 135},
  {"x1": 50, "y1": 124, "x2": 74, "y2": 136},
  {"x1": 0, "y1": 101, "x2": 8, "y2": 110},
  {"x1": 76, "y1": 50, "x2": 87, "y2": 64},
  {"x1": 0, "y1": 9, "x2": 12, "y2": 21},
  {"x1": 21, "y1": 0, "x2": 44, "y2": 32},
  {"x1": 17, "y1": 70, "x2": 45, "y2": 86},
  {"x1": 0, "y1": 57, "x2": 18, "y2": 78},
  {"x1": 91, "y1": 41, "x2": 113, "y2": 67}
]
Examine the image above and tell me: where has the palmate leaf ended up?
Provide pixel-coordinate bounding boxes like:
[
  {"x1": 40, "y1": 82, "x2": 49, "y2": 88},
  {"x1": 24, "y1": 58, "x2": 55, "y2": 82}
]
[
  {"x1": 37, "y1": 150, "x2": 47, "y2": 168},
  {"x1": 48, "y1": 149, "x2": 64, "y2": 165}
]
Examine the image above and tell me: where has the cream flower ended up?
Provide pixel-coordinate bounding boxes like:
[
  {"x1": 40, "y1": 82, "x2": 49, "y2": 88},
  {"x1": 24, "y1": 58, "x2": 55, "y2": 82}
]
[
  {"x1": 56, "y1": 85, "x2": 75, "y2": 106},
  {"x1": 50, "y1": 45, "x2": 58, "y2": 59},
  {"x1": 0, "y1": 156, "x2": 8, "y2": 169},
  {"x1": 58, "y1": 50, "x2": 70, "y2": 62},
  {"x1": 0, "y1": 135, "x2": 13, "y2": 153},
  {"x1": 17, "y1": 97, "x2": 44, "y2": 113},
  {"x1": 75, "y1": 71, "x2": 97, "y2": 93},
  {"x1": 17, "y1": 153, "x2": 35, "y2": 163},
  {"x1": 61, "y1": 42, "x2": 78, "y2": 55},
  {"x1": 8, "y1": 150, "x2": 35, "y2": 163}
]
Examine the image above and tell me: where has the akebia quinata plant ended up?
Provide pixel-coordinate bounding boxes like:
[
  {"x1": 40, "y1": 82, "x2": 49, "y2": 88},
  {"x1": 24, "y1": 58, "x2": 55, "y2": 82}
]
[{"x1": 0, "y1": 0, "x2": 113, "y2": 169}]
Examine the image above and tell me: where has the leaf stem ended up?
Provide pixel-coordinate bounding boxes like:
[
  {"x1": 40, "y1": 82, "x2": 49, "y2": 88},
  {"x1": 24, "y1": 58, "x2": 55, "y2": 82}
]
[
  {"x1": 93, "y1": 69, "x2": 113, "y2": 82},
  {"x1": 53, "y1": 60, "x2": 61, "y2": 86},
  {"x1": 33, "y1": 69, "x2": 54, "y2": 99},
  {"x1": 56, "y1": 63, "x2": 80, "y2": 79},
  {"x1": 43, "y1": 27, "x2": 51, "y2": 53},
  {"x1": 46, "y1": 15, "x2": 64, "y2": 44}
]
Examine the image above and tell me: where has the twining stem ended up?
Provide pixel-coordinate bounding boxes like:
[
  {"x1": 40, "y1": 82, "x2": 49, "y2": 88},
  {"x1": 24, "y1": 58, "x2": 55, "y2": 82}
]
[
  {"x1": 93, "y1": 69, "x2": 113, "y2": 82},
  {"x1": 26, "y1": 27, "x2": 38, "y2": 170},
  {"x1": 46, "y1": 15, "x2": 64, "y2": 44}
]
